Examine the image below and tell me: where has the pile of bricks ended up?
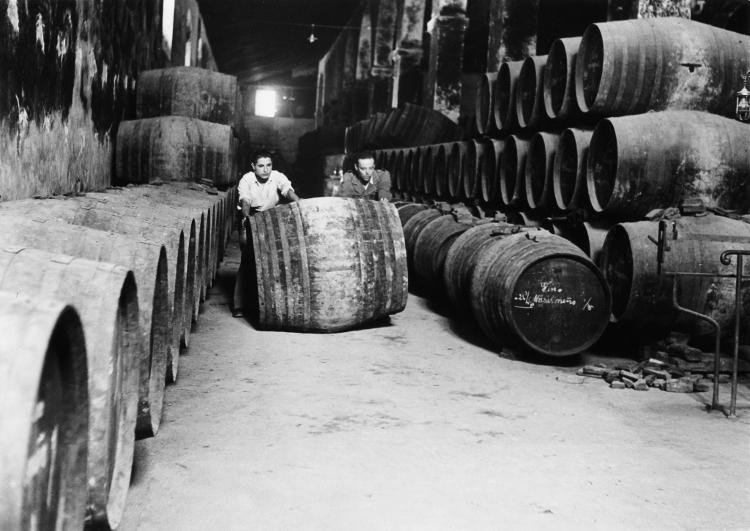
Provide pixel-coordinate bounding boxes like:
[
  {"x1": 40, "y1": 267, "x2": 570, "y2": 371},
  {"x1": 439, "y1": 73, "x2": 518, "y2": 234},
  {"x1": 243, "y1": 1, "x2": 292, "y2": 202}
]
[{"x1": 577, "y1": 333, "x2": 749, "y2": 393}]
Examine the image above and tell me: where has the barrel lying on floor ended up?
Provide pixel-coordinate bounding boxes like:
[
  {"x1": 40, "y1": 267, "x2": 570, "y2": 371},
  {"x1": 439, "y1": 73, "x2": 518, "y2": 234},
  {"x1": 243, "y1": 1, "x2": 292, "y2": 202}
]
[{"x1": 246, "y1": 197, "x2": 408, "y2": 332}]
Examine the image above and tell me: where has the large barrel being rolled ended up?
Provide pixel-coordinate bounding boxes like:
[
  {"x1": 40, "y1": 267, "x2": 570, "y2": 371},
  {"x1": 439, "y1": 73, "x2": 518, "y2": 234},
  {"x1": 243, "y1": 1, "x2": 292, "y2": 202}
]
[
  {"x1": 116, "y1": 116, "x2": 237, "y2": 188},
  {"x1": 247, "y1": 198, "x2": 408, "y2": 332},
  {"x1": 471, "y1": 231, "x2": 611, "y2": 356},
  {"x1": 0, "y1": 248, "x2": 139, "y2": 529},
  {"x1": 575, "y1": 18, "x2": 750, "y2": 117},
  {"x1": 0, "y1": 293, "x2": 88, "y2": 531},
  {"x1": 600, "y1": 215, "x2": 750, "y2": 338},
  {"x1": 136, "y1": 67, "x2": 241, "y2": 128},
  {"x1": 587, "y1": 111, "x2": 750, "y2": 217}
]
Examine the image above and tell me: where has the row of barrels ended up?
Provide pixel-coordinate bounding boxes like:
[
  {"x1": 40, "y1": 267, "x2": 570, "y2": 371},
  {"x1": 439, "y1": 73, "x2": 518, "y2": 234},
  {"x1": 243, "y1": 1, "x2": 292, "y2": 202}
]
[
  {"x1": 474, "y1": 17, "x2": 750, "y2": 137},
  {"x1": 344, "y1": 102, "x2": 461, "y2": 153},
  {"x1": 398, "y1": 201, "x2": 750, "y2": 354},
  {"x1": 397, "y1": 203, "x2": 611, "y2": 357},
  {"x1": 375, "y1": 109, "x2": 750, "y2": 220},
  {"x1": 0, "y1": 183, "x2": 236, "y2": 530},
  {"x1": 116, "y1": 66, "x2": 241, "y2": 189}
]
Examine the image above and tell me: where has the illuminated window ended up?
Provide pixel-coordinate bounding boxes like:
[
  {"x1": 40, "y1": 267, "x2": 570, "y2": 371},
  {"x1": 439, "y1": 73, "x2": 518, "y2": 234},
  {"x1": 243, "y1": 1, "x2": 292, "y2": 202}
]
[
  {"x1": 162, "y1": 0, "x2": 175, "y2": 50},
  {"x1": 255, "y1": 89, "x2": 277, "y2": 117}
]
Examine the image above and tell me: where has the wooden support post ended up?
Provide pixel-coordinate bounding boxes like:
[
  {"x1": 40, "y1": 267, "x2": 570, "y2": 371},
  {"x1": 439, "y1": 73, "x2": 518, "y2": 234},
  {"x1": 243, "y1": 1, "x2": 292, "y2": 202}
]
[{"x1": 391, "y1": 0, "x2": 427, "y2": 107}]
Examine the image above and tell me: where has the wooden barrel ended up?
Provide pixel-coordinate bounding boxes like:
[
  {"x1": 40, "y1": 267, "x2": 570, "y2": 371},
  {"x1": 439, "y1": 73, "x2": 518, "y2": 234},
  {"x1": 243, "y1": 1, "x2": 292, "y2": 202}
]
[
  {"x1": 403, "y1": 208, "x2": 443, "y2": 276},
  {"x1": 395, "y1": 149, "x2": 409, "y2": 192},
  {"x1": 515, "y1": 55, "x2": 548, "y2": 132},
  {"x1": 481, "y1": 139, "x2": 503, "y2": 204},
  {"x1": 413, "y1": 214, "x2": 476, "y2": 294},
  {"x1": 463, "y1": 139, "x2": 485, "y2": 200},
  {"x1": 0, "y1": 248, "x2": 139, "y2": 529},
  {"x1": 543, "y1": 37, "x2": 582, "y2": 122},
  {"x1": 587, "y1": 111, "x2": 750, "y2": 218},
  {"x1": 575, "y1": 18, "x2": 750, "y2": 118},
  {"x1": 136, "y1": 66, "x2": 240, "y2": 127},
  {"x1": 246, "y1": 198, "x2": 407, "y2": 331},
  {"x1": 397, "y1": 203, "x2": 429, "y2": 227},
  {"x1": 433, "y1": 143, "x2": 450, "y2": 198},
  {"x1": 525, "y1": 131, "x2": 560, "y2": 212},
  {"x1": 447, "y1": 141, "x2": 468, "y2": 199},
  {"x1": 499, "y1": 135, "x2": 530, "y2": 208},
  {"x1": 552, "y1": 127, "x2": 593, "y2": 211},
  {"x1": 116, "y1": 116, "x2": 237, "y2": 187},
  {"x1": 600, "y1": 215, "x2": 750, "y2": 338},
  {"x1": 551, "y1": 220, "x2": 611, "y2": 265},
  {"x1": 0, "y1": 293, "x2": 88, "y2": 531},
  {"x1": 0, "y1": 215, "x2": 170, "y2": 439},
  {"x1": 471, "y1": 231, "x2": 611, "y2": 356},
  {"x1": 495, "y1": 60, "x2": 523, "y2": 133},
  {"x1": 444, "y1": 223, "x2": 531, "y2": 316},
  {"x1": 1, "y1": 197, "x2": 190, "y2": 381},
  {"x1": 408, "y1": 147, "x2": 422, "y2": 194},
  {"x1": 476, "y1": 72, "x2": 499, "y2": 135},
  {"x1": 418, "y1": 145, "x2": 434, "y2": 196}
]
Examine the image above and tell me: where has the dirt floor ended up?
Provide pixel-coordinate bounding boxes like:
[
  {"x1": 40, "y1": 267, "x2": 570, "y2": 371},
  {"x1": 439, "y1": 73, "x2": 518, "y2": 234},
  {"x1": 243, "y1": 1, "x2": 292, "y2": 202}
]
[{"x1": 121, "y1": 236, "x2": 750, "y2": 530}]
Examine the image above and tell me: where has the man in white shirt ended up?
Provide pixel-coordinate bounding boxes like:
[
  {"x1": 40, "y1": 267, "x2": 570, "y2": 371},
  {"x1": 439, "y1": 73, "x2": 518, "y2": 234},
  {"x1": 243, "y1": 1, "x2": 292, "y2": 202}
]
[
  {"x1": 234, "y1": 150, "x2": 300, "y2": 317},
  {"x1": 238, "y1": 150, "x2": 300, "y2": 217}
]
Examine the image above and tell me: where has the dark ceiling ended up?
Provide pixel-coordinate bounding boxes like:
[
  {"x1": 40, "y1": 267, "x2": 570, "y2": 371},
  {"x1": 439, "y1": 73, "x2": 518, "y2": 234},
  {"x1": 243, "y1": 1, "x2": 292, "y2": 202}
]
[{"x1": 198, "y1": 0, "x2": 362, "y2": 85}]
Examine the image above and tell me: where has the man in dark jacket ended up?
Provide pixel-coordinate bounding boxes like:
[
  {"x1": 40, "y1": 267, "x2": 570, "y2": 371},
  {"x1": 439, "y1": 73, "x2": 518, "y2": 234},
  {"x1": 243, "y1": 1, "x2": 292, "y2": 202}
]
[{"x1": 339, "y1": 151, "x2": 392, "y2": 201}]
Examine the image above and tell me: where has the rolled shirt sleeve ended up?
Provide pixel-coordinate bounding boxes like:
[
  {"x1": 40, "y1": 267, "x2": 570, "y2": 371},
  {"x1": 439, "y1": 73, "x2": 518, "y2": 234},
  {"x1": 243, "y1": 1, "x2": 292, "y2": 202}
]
[{"x1": 275, "y1": 172, "x2": 294, "y2": 197}]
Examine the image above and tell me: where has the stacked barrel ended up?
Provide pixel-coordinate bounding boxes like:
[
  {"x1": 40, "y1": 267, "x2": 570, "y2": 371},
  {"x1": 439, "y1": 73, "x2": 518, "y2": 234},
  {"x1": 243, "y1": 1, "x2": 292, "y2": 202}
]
[
  {"x1": 381, "y1": 18, "x2": 750, "y2": 348},
  {"x1": 0, "y1": 66, "x2": 239, "y2": 530}
]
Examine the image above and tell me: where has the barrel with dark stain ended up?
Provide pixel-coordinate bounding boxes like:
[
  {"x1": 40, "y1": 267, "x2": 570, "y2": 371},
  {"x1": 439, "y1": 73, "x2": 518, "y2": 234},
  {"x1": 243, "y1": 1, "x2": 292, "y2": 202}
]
[
  {"x1": 471, "y1": 231, "x2": 611, "y2": 356},
  {"x1": 443, "y1": 223, "x2": 531, "y2": 316},
  {"x1": 543, "y1": 37, "x2": 581, "y2": 122},
  {"x1": 136, "y1": 67, "x2": 241, "y2": 128},
  {"x1": 116, "y1": 116, "x2": 237, "y2": 187},
  {"x1": 600, "y1": 215, "x2": 750, "y2": 337},
  {"x1": 248, "y1": 198, "x2": 408, "y2": 332},
  {"x1": 413, "y1": 214, "x2": 475, "y2": 294},
  {"x1": 587, "y1": 111, "x2": 750, "y2": 217},
  {"x1": 575, "y1": 18, "x2": 750, "y2": 117},
  {"x1": 0, "y1": 213, "x2": 170, "y2": 439},
  {"x1": 515, "y1": 55, "x2": 548, "y2": 131},
  {"x1": 525, "y1": 131, "x2": 560, "y2": 211},
  {"x1": 553, "y1": 127, "x2": 593, "y2": 211},
  {"x1": 495, "y1": 60, "x2": 524, "y2": 132},
  {"x1": 0, "y1": 293, "x2": 88, "y2": 531},
  {"x1": 499, "y1": 135, "x2": 530, "y2": 208},
  {"x1": 0, "y1": 248, "x2": 139, "y2": 529}
]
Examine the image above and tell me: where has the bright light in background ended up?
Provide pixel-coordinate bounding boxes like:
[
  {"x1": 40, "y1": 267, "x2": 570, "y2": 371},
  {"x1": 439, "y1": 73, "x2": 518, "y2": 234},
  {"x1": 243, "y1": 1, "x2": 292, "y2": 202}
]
[
  {"x1": 255, "y1": 89, "x2": 277, "y2": 117},
  {"x1": 162, "y1": 0, "x2": 175, "y2": 50}
]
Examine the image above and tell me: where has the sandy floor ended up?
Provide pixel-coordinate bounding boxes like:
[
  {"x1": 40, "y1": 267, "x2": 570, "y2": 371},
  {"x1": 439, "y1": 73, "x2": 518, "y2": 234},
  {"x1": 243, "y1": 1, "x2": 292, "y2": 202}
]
[{"x1": 121, "y1": 238, "x2": 750, "y2": 531}]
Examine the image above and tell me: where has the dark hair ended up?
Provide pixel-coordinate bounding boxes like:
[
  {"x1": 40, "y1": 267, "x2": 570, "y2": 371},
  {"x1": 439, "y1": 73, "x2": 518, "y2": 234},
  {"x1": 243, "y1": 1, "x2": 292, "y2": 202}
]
[
  {"x1": 355, "y1": 150, "x2": 376, "y2": 164},
  {"x1": 251, "y1": 149, "x2": 274, "y2": 164}
]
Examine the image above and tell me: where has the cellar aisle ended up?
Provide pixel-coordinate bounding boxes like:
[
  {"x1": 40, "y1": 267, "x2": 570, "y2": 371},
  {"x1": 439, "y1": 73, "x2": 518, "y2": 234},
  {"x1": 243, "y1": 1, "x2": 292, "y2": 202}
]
[{"x1": 121, "y1": 236, "x2": 750, "y2": 531}]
